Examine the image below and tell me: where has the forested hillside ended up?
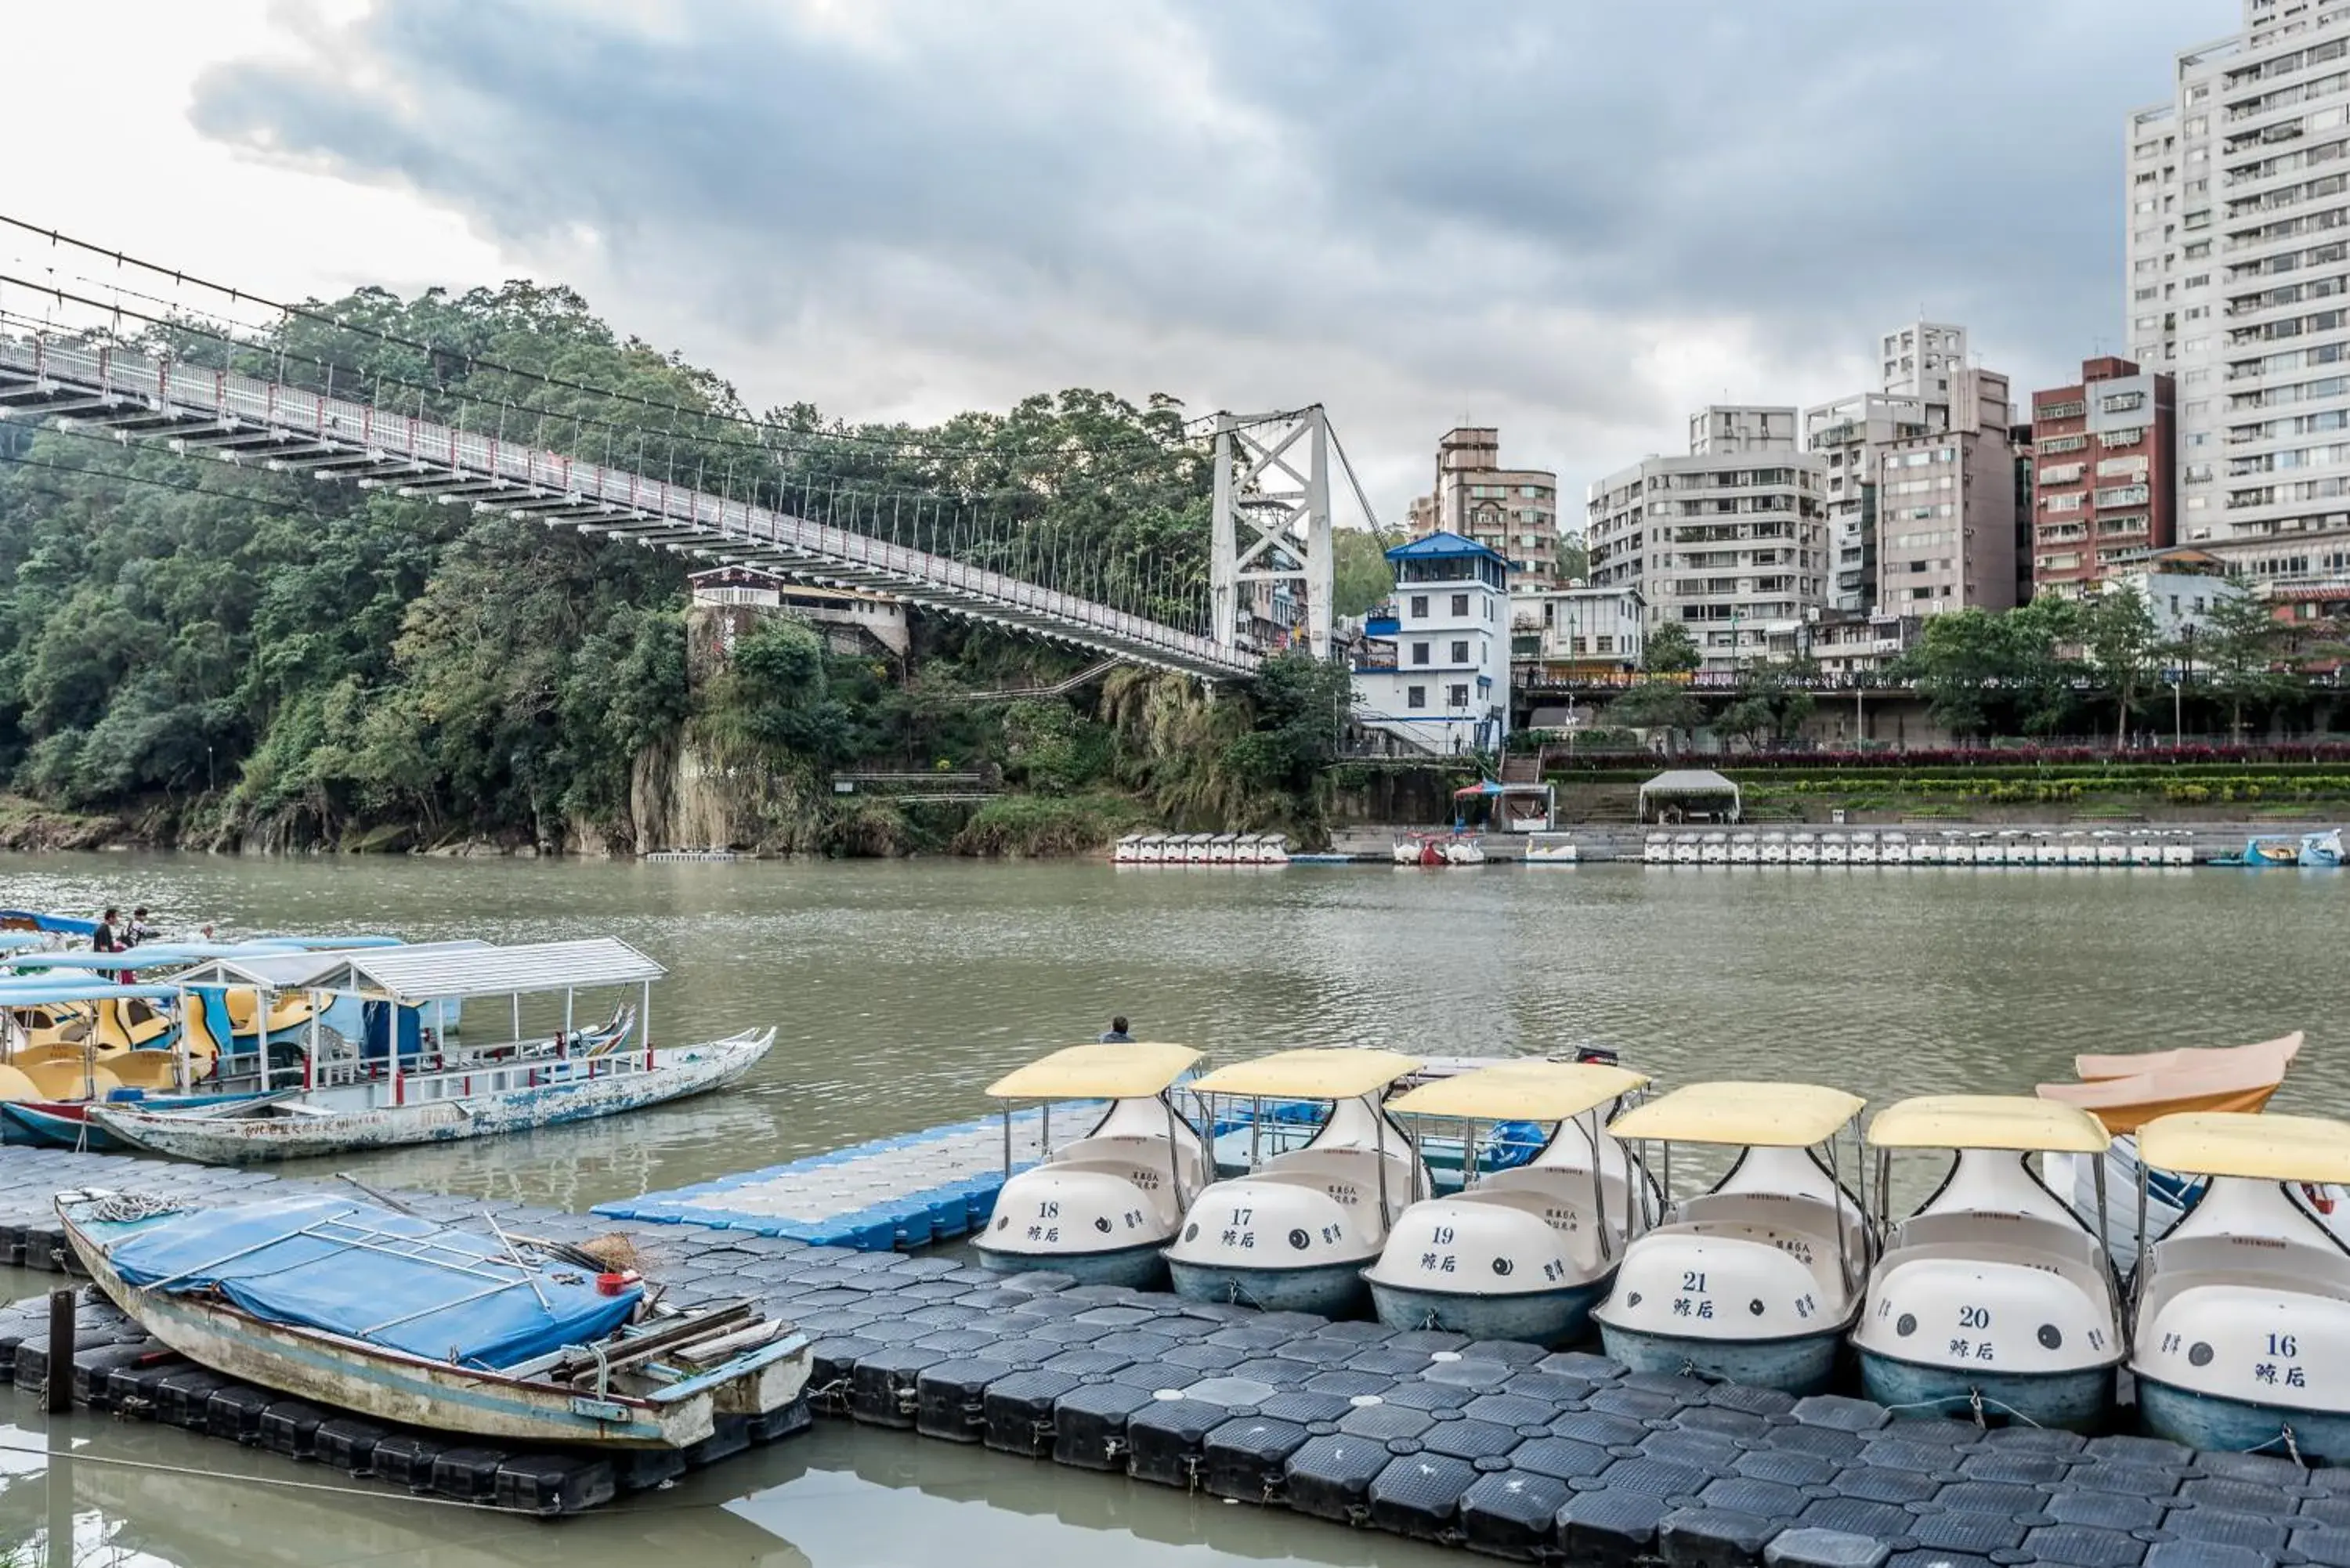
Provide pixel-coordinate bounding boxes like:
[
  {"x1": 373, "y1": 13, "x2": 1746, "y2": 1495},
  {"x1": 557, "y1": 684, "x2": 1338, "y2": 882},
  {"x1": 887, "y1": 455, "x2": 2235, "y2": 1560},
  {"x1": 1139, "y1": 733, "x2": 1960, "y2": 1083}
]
[{"x1": 0, "y1": 284, "x2": 1365, "y2": 854}]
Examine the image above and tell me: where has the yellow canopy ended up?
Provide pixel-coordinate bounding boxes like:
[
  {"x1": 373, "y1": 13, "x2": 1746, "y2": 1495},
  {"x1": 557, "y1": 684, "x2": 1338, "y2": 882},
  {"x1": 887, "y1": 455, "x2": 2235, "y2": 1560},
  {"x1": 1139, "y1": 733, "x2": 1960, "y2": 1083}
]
[
  {"x1": 1608, "y1": 1081, "x2": 1864, "y2": 1147},
  {"x1": 2140, "y1": 1111, "x2": 2350, "y2": 1183},
  {"x1": 1867, "y1": 1094, "x2": 2110, "y2": 1154},
  {"x1": 1188, "y1": 1048, "x2": 1423, "y2": 1101},
  {"x1": 1388, "y1": 1060, "x2": 1650, "y2": 1123},
  {"x1": 985, "y1": 1042, "x2": 1202, "y2": 1100}
]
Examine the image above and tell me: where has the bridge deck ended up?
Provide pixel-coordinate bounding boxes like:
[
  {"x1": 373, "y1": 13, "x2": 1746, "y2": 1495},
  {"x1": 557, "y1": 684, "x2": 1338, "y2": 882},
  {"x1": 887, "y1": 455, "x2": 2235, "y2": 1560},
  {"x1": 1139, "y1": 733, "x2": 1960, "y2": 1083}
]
[{"x1": 0, "y1": 334, "x2": 1255, "y2": 680}]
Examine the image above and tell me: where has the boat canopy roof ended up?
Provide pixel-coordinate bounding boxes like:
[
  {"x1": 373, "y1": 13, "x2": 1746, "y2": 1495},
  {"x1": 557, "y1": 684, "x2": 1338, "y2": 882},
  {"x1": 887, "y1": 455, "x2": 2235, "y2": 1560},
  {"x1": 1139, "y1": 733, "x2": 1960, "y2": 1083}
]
[
  {"x1": 0, "y1": 981, "x2": 181, "y2": 1005},
  {"x1": 324, "y1": 938, "x2": 664, "y2": 1003},
  {"x1": 172, "y1": 939, "x2": 497, "y2": 995},
  {"x1": 1609, "y1": 1081, "x2": 1864, "y2": 1147},
  {"x1": 2139, "y1": 1111, "x2": 2350, "y2": 1182},
  {"x1": 1867, "y1": 1094, "x2": 2110, "y2": 1154},
  {"x1": 0, "y1": 934, "x2": 48, "y2": 952},
  {"x1": 1188, "y1": 1048, "x2": 1423, "y2": 1100},
  {"x1": 92, "y1": 1193, "x2": 642, "y2": 1371},
  {"x1": 986, "y1": 1042, "x2": 1202, "y2": 1100},
  {"x1": 244, "y1": 934, "x2": 404, "y2": 949},
  {"x1": 1387, "y1": 1060, "x2": 1649, "y2": 1122}
]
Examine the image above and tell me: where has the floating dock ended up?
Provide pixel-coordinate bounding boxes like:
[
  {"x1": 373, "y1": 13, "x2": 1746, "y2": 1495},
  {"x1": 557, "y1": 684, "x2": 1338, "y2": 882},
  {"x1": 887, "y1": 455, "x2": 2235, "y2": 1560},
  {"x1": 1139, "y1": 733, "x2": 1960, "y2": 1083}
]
[
  {"x1": 2, "y1": 1143, "x2": 2346, "y2": 1563},
  {"x1": 591, "y1": 1105, "x2": 1085, "y2": 1249}
]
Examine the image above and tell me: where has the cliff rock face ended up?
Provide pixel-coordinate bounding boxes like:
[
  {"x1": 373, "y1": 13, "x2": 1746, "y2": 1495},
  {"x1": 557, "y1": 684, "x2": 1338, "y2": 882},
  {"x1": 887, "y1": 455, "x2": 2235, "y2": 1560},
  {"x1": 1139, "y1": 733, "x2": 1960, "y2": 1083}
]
[
  {"x1": 620, "y1": 606, "x2": 790, "y2": 853},
  {"x1": 628, "y1": 739, "x2": 777, "y2": 853}
]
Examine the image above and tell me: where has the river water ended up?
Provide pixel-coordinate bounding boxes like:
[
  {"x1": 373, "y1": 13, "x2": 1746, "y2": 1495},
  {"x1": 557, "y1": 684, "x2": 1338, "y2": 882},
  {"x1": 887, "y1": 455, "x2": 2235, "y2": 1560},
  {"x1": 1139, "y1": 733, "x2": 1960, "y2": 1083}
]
[{"x1": 0, "y1": 853, "x2": 2340, "y2": 1565}]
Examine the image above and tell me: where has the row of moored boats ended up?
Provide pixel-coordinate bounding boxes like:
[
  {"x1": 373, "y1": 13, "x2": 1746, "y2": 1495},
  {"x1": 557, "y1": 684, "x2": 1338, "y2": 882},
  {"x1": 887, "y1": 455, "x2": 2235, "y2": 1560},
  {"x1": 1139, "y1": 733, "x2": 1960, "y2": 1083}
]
[
  {"x1": 1648, "y1": 828, "x2": 2202, "y2": 865},
  {"x1": 0, "y1": 913, "x2": 772, "y2": 1163},
  {"x1": 1112, "y1": 833, "x2": 1292, "y2": 865},
  {"x1": 965, "y1": 1032, "x2": 2350, "y2": 1454}
]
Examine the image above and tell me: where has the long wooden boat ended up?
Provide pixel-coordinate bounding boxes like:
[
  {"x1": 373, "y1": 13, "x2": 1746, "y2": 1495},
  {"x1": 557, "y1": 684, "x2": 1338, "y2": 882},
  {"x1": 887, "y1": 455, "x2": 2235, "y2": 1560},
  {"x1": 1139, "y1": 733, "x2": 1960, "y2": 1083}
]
[
  {"x1": 2, "y1": 1089, "x2": 288, "y2": 1151},
  {"x1": 87, "y1": 1028, "x2": 773, "y2": 1164},
  {"x1": 60, "y1": 1190, "x2": 809, "y2": 1449}
]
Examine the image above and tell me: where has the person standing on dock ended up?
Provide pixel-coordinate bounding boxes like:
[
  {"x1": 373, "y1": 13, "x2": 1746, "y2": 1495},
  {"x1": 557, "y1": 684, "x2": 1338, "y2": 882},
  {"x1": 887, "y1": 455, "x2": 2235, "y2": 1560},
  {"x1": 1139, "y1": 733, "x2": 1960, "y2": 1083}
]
[{"x1": 1099, "y1": 1017, "x2": 1133, "y2": 1043}]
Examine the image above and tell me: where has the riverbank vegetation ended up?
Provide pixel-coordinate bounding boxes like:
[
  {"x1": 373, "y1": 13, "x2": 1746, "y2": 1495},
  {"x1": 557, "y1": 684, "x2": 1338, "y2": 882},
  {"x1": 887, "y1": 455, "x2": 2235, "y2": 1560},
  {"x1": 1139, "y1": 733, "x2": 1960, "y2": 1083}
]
[{"x1": 0, "y1": 284, "x2": 1347, "y2": 857}]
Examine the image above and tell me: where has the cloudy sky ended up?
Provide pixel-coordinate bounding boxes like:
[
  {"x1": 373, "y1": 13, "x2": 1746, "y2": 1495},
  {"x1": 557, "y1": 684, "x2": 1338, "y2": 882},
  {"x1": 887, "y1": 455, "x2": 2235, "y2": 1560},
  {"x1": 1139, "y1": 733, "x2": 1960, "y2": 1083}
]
[{"x1": 8, "y1": 0, "x2": 2237, "y2": 526}]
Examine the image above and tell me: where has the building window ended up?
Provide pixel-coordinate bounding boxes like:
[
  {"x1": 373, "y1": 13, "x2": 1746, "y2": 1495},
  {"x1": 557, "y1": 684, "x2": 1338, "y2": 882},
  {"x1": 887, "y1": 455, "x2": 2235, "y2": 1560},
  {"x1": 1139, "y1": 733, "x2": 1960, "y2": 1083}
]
[
  {"x1": 1448, "y1": 684, "x2": 1470, "y2": 709},
  {"x1": 1450, "y1": 639, "x2": 1470, "y2": 663},
  {"x1": 1571, "y1": 636, "x2": 1588, "y2": 654},
  {"x1": 1411, "y1": 642, "x2": 1430, "y2": 665},
  {"x1": 1409, "y1": 595, "x2": 1428, "y2": 617},
  {"x1": 1596, "y1": 635, "x2": 1613, "y2": 653},
  {"x1": 1405, "y1": 685, "x2": 1426, "y2": 710},
  {"x1": 1449, "y1": 593, "x2": 1469, "y2": 616}
]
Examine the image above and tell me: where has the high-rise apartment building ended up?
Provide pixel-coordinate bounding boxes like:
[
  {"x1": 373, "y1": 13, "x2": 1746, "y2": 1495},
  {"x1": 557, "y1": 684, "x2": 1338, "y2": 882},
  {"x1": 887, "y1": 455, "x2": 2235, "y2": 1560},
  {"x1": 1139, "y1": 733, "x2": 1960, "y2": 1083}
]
[
  {"x1": 2029, "y1": 357, "x2": 2178, "y2": 596},
  {"x1": 1806, "y1": 392, "x2": 1934, "y2": 611},
  {"x1": 1880, "y1": 322, "x2": 1972, "y2": 402},
  {"x1": 1404, "y1": 428, "x2": 1561, "y2": 590},
  {"x1": 1873, "y1": 368, "x2": 2021, "y2": 615},
  {"x1": 1585, "y1": 406, "x2": 1830, "y2": 670},
  {"x1": 2130, "y1": 0, "x2": 2350, "y2": 588},
  {"x1": 1805, "y1": 323, "x2": 2019, "y2": 615}
]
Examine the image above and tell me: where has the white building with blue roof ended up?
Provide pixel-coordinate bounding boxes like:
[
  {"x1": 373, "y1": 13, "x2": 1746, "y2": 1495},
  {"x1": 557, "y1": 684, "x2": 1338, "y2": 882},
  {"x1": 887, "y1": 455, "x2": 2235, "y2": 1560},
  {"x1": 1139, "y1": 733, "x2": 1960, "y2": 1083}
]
[{"x1": 1350, "y1": 531, "x2": 1511, "y2": 754}]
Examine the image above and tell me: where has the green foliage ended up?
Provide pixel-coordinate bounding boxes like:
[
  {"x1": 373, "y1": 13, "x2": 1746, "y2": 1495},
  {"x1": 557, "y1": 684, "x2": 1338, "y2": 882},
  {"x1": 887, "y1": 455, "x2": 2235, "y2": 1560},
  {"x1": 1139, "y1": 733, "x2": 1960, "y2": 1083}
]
[
  {"x1": 2192, "y1": 591, "x2": 2298, "y2": 740},
  {"x1": 1604, "y1": 681, "x2": 1703, "y2": 744},
  {"x1": 1094, "y1": 652, "x2": 1350, "y2": 839},
  {"x1": 1555, "y1": 533, "x2": 1590, "y2": 583},
  {"x1": 1895, "y1": 598, "x2": 2088, "y2": 739},
  {"x1": 2081, "y1": 591, "x2": 2163, "y2": 745},
  {"x1": 1641, "y1": 621, "x2": 1701, "y2": 675},
  {"x1": 951, "y1": 792, "x2": 1148, "y2": 856},
  {"x1": 1331, "y1": 529, "x2": 1395, "y2": 619}
]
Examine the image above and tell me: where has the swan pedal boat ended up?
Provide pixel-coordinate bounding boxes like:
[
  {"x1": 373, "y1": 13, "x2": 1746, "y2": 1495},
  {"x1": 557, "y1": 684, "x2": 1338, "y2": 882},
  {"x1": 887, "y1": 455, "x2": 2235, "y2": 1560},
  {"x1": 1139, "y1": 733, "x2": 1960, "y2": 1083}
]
[
  {"x1": 1365, "y1": 1059, "x2": 1656, "y2": 1345},
  {"x1": 2130, "y1": 1112, "x2": 2350, "y2": 1461},
  {"x1": 1164, "y1": 1049, "x2": 1430, "y2": 1317},
  {"x1": 971, "y1": 1042, "x2": 1207, "y2": 1288},
  {"x1": 1853, "y1": 1096, "x2": 2125, "y2": 1430},
  {"x1": 1592, "y1": 1082, "x2": 1872, "y2": 1394}
]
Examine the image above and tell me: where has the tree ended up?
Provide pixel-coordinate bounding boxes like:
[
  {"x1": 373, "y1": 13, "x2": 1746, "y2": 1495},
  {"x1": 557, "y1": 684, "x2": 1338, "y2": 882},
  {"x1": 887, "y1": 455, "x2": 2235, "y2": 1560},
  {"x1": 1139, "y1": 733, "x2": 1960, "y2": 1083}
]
[
  {"x1": 1715, "y1": 695, "x2": 1777, "y2": 752},
  {"x1": 2081, "y1": 590, "x2": 2163, "y2": 748},
  {"x1": 1605, "y1": 681, "x2": 1704, "y2": 753},
  {"x1": 1330, "y1": 528, "x2": 1394, "y2": 619},
  {"x1": 1643, "y1": 621, "x2": 1701, "y2": 675},
  {"x1": 1895, "y1": 609, "x2": 2006, "y2": 739},
  {"x1": 1893, "y1": 600, "x2": 2084, "y2": 740},
  {"x1": 2196, "y1": 591, "x2": 2295, "y2": 741},
  {"x1": 1554, "y1": 533, "x2": 1590, "y2": 583}
]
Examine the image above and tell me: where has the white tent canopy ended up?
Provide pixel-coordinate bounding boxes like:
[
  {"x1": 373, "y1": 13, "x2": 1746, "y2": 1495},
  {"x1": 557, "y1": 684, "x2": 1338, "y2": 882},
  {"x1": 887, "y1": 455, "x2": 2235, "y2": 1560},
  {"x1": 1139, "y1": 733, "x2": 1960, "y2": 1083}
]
[{"x1": 1639, "y1": 769, "x2": 1742, "y2": 824}]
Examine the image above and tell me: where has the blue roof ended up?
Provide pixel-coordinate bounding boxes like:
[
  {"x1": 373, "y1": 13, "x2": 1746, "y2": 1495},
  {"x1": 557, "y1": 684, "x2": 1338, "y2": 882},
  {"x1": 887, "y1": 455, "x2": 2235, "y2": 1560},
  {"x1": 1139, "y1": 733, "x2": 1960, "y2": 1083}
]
[{"x1": 1386, "y1": 530, "x2": 1508, "y2": 565}]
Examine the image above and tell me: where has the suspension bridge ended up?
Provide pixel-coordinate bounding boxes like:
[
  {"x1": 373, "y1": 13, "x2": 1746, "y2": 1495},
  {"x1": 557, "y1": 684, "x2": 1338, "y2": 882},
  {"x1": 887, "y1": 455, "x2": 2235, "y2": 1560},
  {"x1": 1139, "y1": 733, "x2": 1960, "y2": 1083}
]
[{"x1": 0, "y1": 225, "x2": 1357, "y2": 683}]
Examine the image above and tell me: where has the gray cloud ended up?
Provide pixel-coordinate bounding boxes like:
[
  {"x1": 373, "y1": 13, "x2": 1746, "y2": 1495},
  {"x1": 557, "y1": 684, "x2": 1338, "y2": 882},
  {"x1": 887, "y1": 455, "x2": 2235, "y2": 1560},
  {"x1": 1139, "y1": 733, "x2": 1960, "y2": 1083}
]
[{"x1": 190, "y1": 0, "x2": 2235, "y2": 518}]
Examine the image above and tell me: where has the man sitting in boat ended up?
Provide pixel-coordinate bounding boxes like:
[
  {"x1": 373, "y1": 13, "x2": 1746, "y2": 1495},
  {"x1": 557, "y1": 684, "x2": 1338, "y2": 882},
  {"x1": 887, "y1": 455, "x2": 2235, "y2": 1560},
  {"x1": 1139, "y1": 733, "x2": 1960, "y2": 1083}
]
[{"x1": 1099, "y1": 1016, "x2": 1133, "y2": 1043}]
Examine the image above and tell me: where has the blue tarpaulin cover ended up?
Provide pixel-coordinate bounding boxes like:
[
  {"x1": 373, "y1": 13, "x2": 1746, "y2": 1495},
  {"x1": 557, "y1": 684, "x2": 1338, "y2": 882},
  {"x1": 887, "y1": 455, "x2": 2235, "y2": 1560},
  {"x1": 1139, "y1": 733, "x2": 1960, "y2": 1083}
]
[{"x1": 105, "y1": 1194, "x2": 642, "y2": 1369}]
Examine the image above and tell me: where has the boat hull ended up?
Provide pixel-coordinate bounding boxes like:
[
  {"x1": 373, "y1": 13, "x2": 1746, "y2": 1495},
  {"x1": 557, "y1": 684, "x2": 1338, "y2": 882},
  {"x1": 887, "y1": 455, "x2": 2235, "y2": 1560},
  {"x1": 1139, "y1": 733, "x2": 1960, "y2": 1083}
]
[
  {"x1": 89, "y1": 1031, "x2": 772, "y2": 1165},
  {"x1": 2, "y1": 1093, "x2": 265, "y2": 1151},
  {"x1": 2137, "y1": 1375, "x2": 2350, "y2": 1461},
  {"x1": 1858, "y1": 1349, "x2": 2117, "y2": 1432},
  {"x1": 974, "y1": 1237, "x2": 1167, "y2": 1289},
  {"x1": 1600, "y1": 1323, "x2": 1845, "y2": 1395},
  {"x1": 1166, "y1": 1257, "x2": 1370, "y2": 1317},
  {"x1": 1368, "y1": 1275, "x2": 1612, "y2": 1347},
  {"x1": 68, "y1": 1230, "x2": 705, "y2": 1447}
]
